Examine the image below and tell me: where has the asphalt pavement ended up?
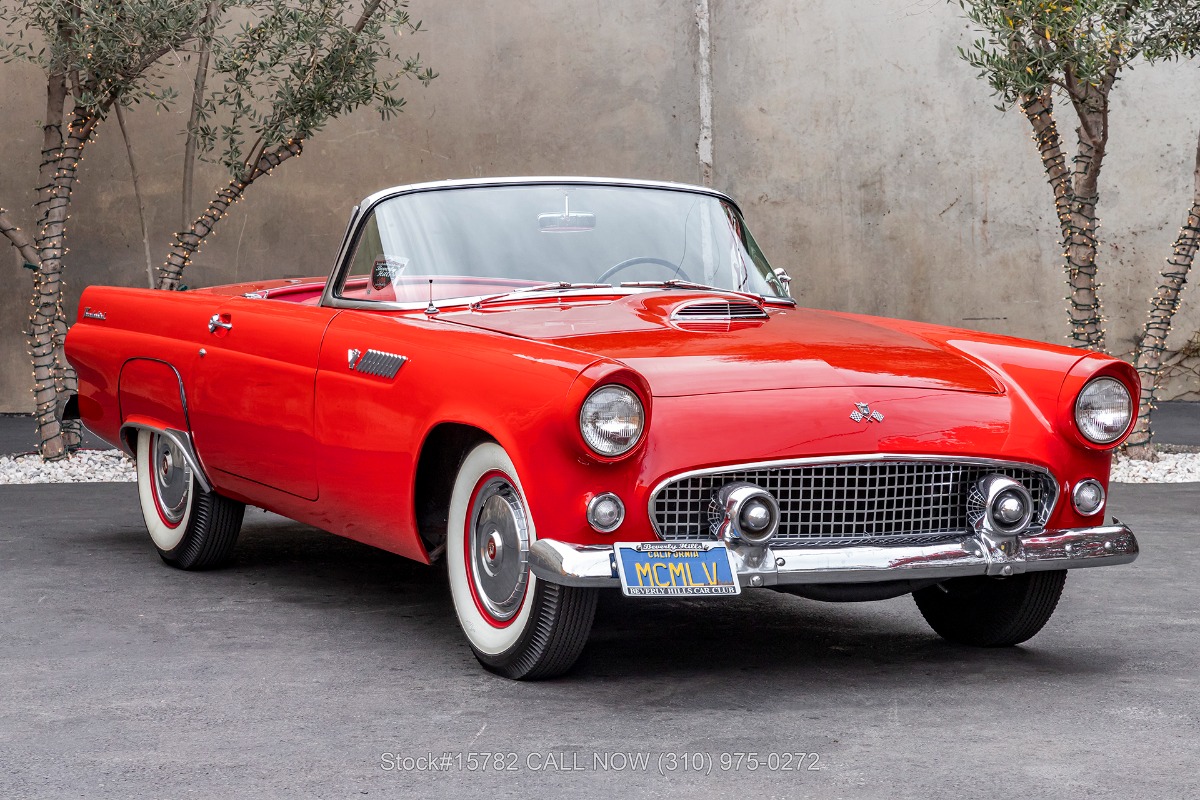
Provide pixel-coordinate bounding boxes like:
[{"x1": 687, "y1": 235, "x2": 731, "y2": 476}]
[
  {"x1": 1, "y1": 481, "x2": 1197, "y2": 799},
  {"x1": 0, "y1": 414, "x2": 107, "y2": 454}
]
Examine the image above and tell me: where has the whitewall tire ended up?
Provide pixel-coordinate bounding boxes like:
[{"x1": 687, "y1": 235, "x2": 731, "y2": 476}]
[
  {"x1": 135, "y1": 428, "x2": 244, "y2": 570},
  {"x1": 447, "y1": 442, "x2": 597, "y2": 679}
]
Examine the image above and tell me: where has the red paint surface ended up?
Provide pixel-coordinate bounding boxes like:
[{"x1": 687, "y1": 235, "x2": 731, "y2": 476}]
[{"x1": 65, "y1": 280, "x2": 1139, "y2": 563}]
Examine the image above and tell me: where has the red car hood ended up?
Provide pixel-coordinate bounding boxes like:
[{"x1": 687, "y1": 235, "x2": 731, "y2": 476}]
[{"x1": 436, "y1": 293, "x2": 1003, "y2": 397}]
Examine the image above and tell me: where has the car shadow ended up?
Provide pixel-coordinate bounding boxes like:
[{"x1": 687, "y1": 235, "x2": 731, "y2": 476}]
[{"x1": 180, "y1": 514, "x2": 1122, "y2": 692}]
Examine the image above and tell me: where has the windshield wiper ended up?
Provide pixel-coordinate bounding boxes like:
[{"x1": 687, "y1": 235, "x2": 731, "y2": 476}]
[
  {"x1": 515, "y1": 281, "x2": 612, "y2": 293},
  {"x1": 472, "y1": 282, "x2": 613, "y2": 308}
]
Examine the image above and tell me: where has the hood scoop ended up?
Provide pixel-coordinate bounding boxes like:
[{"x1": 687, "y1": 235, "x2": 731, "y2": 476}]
[{"x1": 670, "y1": 298, "x2": 769, "y2": 332}]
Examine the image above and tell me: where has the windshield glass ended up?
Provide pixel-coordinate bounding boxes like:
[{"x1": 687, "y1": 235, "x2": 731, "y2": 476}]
[{"x1": 334, "y1": 184, "x2": 788, "y2": 304}]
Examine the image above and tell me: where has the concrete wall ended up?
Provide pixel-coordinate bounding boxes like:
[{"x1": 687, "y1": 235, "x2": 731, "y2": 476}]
[{"x1": 2, "y1": 0, "x2": 1199, "y2": 411}]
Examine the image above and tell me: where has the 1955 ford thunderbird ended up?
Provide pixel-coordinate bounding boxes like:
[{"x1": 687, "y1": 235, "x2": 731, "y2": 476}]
[{"x1": 64, "y1": 177, "x2": 1140, "y2": 679}]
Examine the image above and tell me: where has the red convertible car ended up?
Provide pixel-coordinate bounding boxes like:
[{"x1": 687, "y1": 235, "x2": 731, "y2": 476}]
[{"x1": 65, "y1": 177, "x2": 1140, "y2": 679}]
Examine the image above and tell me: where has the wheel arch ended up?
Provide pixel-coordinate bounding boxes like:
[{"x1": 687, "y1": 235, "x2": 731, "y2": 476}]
[
  {"x1": 117, "y1": 357, "x2": 212, "y2": 493},
  {"x1": 413, "y1": 422, "x2": 496, "y2": 559},
  {"x1": 117, "y1": 358, "x2": 192, "y2": 447},
  {"x1": 121, "y1": 422, "x2": 213, "y2": 494}
]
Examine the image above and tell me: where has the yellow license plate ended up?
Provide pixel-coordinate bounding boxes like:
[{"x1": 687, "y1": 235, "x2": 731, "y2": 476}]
[{"x1": 614, "y1": 542, "x2": 741, "y2": 597}]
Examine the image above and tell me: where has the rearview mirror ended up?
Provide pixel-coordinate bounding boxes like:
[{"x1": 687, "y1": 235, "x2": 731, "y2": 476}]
[
  {"x1": 538, "y1": 212, "x2": 596, "y2": 232},
  {"x1": 539, "y1": 194, "x2": 595, "y2": 232}
]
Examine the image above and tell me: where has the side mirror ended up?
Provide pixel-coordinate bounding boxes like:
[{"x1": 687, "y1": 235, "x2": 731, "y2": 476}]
[{"x1": 773, "y1": 267, "x2": 792, "y2": 298}]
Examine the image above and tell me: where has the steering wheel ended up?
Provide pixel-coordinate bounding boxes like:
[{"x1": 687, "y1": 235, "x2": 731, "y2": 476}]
[{"x1": 596, "y1": 257, "x2": 693, "y2": 284}]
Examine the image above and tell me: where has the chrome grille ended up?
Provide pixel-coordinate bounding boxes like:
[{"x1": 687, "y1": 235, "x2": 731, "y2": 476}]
[{"x1": 651, "y1": 459, "x2": 1056, "y2": 547}]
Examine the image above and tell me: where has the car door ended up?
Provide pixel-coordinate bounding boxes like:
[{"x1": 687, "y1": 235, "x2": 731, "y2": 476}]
[
  {"x1": 312, "y1": 309, "x2": 437, "y2": 559},
  {"x1": 189, "y1": 296, "x2": 340, "y2": 500}
]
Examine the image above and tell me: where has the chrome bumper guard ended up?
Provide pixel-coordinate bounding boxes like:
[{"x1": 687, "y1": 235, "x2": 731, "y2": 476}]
[{"x1": 528, "y1": 523, "x2": 1139, "y2": 589}]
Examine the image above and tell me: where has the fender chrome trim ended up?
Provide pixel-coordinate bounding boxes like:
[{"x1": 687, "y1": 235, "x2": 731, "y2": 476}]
[
  {"x1": 528, "y1": 523, "x2": 1138, "y2": 589},
  {"x1": 119, "y1": 423, "x2": 213, "y2": 494}
]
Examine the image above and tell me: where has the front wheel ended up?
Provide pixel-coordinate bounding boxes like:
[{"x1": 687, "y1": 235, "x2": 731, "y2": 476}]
[
  {"x1": 913, "y1": 570, "x2": 1067, "y2": 647},
  {"x1": 135, "y1": 428, "x2": 244, "y2": 570},
  {"x1": 446, "y1": 442, "x2": 597, "y2": 679}
]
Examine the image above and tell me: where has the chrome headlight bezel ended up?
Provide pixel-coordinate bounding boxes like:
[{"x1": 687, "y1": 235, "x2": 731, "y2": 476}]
[
  {"x1": 1072, "y1": 478, "x2": 1106, "y2": 516},
  {"x1": 1074, "y1": 377, "x2": 1133, "y2": 445},
  {"x1": 579, "y1": 384, "x2": 645, "y2": 458}
]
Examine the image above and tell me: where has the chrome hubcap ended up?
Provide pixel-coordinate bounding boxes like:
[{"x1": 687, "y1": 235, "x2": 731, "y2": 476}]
[
  {"x1": 152, "y1": 435, "x2": 191, "y2": 525},
  {"x1": 468, "y1": 477, "x2": 529, "y2": 621}
]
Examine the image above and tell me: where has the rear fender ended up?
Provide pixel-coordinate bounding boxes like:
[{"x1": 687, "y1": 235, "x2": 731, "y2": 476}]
[{"x1": 117, "y1": 358, "x2": 212, "y2": 492}]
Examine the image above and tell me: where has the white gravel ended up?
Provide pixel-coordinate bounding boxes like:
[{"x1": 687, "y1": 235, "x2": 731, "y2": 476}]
[
  {"x1": 0, "y1": 449, "x2": 135, "y2": 484},
  {"x1": 1111, "y1": 451, "x2": 1200, "y2": 484},
  {"x1": 1, "y1": 448, "x2": 1198, "y2": 485}
]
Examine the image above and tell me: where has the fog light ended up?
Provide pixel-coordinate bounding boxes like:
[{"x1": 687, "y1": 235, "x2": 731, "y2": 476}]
[
  {"x1": 713, "y1": 482, "x2": 780, "y2": 545},
  {"x1": 1072, "y1": 479, "x2": 1105, "y2": 516},
  {"x1": 740, "y1": 498, "x2": 773, "y2": 533},
  {"x1": 994, "y1": 490, "x2": 1027, "y2": 526},
  {"x1": 971, "y1": 474, "x2": 1035, "y2": 535},
  {"x1": 586, "y1": 493, "x2": 625, "y2": 533}
]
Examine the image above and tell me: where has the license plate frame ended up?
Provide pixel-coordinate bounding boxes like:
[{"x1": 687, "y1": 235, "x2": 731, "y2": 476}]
[{"x1": 613, "y1": 542, "x2": 741, "y2": 597}]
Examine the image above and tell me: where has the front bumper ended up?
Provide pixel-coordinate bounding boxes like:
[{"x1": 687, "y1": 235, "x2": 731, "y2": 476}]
[{"x1": 528, "y1": 522, "x2": 1139, "y2": 589}]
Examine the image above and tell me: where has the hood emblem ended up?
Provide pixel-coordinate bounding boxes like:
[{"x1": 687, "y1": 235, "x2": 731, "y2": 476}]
[{"x1": 850, "y1": 402, "x2": 884, "y2": 424}]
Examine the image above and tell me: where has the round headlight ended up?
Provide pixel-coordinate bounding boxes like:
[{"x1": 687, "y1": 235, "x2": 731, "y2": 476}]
[
  {"x1": 579, "y1": 385, "x2": 644, "y2": 457},
  {"x1": 1075, "y1": 377, "x2": 1133, "y2": 445}
]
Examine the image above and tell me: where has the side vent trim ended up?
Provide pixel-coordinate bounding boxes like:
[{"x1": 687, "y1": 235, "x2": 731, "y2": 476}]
[{"x1": 350, "y1": 349, "x2": 408, "y2": 379}]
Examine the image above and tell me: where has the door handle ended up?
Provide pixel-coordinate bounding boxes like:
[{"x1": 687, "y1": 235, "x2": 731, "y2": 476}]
[{"x1": 208, "y1": 313, "x2": 233, "y2": 334}]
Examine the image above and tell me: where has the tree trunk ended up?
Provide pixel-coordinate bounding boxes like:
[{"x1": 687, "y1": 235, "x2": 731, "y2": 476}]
[
  {"x1": 1064, "y1": 188, "x2": 1104, "y2": 351},
  {"x1": 1021, "y1": 91, "x2": 1107, "y2": 352},
  {"x1": 1126, "y1": 128, "x2": 1200, "y2": 460},
  {"x1": 159, "y1": 141, "x2": 303, "y2": 290},
  {"x1": 28, "y1": 72, "x2": 72, "y2": 460},
  {"x1": 1064, "y1": 118, "x2": 1107, "y2": 353},
  {"x1": 0, "y1": 207, "x2": 40, "y2": 266},
  {"x1": 30, "y1": 104, "x2": 101, "y2": 458},
  {"x1": 1021, "y1": 91, "x2": 1072, "y2": 243}
]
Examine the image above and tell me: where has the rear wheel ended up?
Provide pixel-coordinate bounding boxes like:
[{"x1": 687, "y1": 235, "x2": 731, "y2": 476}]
[
  {"x1": 135, "y1": 428, "x2": 244, "y2": 570},
  {"x1": 913, "y1": 570, "x2": 1067, "y2": 647},
  {"x1": 446, "y1": 442, "x2": 597, "y2": 679}
]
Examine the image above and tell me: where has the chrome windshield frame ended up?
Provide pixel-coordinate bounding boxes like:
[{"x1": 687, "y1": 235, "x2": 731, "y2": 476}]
[{"x1": 319, "y1": 177, "x2": 774, "y2": 311}]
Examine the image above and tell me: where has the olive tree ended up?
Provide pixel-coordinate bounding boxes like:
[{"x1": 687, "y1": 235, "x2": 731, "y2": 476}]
[
  {"x1": 0, "y1": 0, "x2": 213, "y2": 458},
  {"x1": 158, "y1": 0, "x2": 434, "y2": 290},
  {"x1": 956, "y1": 0, "x2": 1200, "y2": 455},
  {"x1": 0, "y1": 0, "x2": 432, "y2": 458},
  {"x1": 1128, "y1": 122, "x2": 1200, "y2": 454}
]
